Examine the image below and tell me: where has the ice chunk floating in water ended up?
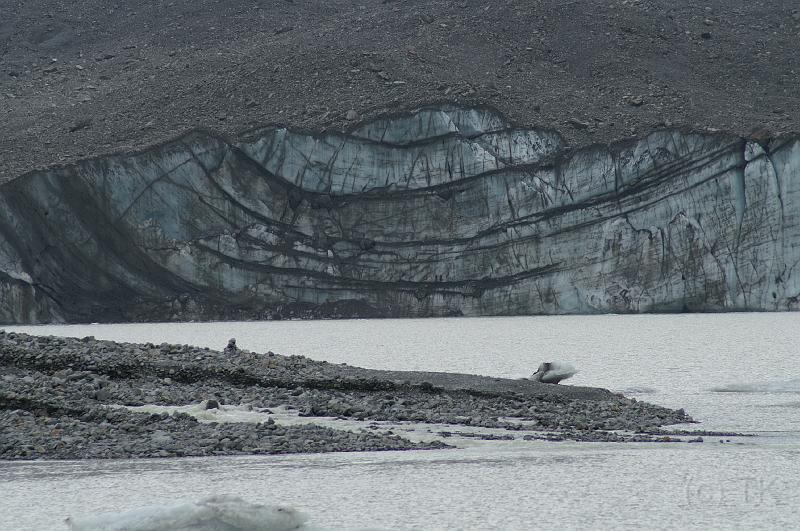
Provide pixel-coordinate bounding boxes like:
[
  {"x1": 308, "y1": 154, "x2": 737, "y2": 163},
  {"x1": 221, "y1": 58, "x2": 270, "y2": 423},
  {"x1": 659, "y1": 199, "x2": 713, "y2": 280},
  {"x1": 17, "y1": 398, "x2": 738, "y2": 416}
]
[
  {"x1": 711, "y1": 378, "x2": 800, "y2": 393},
  {"x1": 65, "y1": 495, "x2": 308, "y2": 531},
  {"x1": 612, "y1": 386, "x2": 657, "y2": 395},
  {"x1": 529, "y1": 362, "x2": 577, "y2": 384}
]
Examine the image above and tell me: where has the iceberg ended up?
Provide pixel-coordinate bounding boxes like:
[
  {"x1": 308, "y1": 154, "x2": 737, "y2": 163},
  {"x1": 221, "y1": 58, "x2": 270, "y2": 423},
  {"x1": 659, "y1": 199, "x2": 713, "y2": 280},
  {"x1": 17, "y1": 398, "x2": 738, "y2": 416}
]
[
  {"x1": 530, "y1": 362, "x2": 577, "y2": 384},
  {"x1": 65, "y1": 495, "x2": 308, "y2": 531}
]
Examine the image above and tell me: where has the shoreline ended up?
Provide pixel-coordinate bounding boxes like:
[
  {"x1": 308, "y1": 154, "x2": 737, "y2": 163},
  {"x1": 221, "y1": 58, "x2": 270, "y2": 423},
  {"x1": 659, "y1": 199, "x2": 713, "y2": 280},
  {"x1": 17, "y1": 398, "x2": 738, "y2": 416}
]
[{"x1": 2, "y1": 331, "x2": 701, "y2": 460}]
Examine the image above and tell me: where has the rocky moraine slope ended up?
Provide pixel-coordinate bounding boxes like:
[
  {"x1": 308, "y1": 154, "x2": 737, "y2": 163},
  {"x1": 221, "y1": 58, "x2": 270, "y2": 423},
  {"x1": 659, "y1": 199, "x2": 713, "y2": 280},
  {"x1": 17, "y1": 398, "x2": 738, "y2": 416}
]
[
  {"x1": 2, "y1": 1, "x2": 800, "y2": 323},
  {"x1": 1, "y1": 106, "x2": 799, "y2": 323}
]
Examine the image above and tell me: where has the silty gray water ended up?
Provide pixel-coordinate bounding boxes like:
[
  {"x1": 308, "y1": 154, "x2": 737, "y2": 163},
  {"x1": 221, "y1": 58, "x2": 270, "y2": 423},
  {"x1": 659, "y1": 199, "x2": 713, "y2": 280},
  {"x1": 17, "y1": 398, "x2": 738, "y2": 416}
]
[{"x1": 3, "y1": 313, "x2": 800, "y2": 529}]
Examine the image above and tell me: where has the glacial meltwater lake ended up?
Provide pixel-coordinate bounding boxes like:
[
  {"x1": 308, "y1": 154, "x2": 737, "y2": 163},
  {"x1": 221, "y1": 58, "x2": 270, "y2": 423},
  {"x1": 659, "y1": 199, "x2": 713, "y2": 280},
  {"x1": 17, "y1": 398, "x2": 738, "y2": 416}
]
[{"x1": 3, "y1": 313, "x2": 800, "y2": 530}]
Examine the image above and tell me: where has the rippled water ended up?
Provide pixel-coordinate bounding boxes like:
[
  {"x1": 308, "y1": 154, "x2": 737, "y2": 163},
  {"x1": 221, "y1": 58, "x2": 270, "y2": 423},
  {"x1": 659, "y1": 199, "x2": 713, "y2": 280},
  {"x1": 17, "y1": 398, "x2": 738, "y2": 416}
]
[{"x1": 3, "y1": 314, "x2": 800, "y2": 530}]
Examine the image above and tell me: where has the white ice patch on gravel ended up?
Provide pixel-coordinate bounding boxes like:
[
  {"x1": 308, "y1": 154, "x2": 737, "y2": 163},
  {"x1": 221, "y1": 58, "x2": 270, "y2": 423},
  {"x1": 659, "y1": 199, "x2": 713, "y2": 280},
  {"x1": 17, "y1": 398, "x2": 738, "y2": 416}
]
[{"x1": 111, "y1": 402, "x2": 560, "y2": 448}]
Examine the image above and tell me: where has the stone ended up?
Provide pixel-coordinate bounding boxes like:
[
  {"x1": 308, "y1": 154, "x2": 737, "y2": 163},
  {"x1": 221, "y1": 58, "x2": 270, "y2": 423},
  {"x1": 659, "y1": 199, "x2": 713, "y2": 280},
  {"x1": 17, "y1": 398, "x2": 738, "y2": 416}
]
[
  {"x1": 69, "y1": 119, "x2": 92, "y2": 133},
  {"x1": 345, "y1": 109, "x2": 360, "y2": 121},
  {"x1": 94, "y1": 388, "x2": 111, "y2": 401},
  {"x1": 568, "y1": 118, "x2": 590, "y2": 129}
]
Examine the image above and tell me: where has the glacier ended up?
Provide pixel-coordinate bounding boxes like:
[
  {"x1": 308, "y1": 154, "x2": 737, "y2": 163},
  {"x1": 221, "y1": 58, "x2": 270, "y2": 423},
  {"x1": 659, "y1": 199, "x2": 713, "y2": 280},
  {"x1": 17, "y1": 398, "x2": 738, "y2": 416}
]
[{"x1": 1, "y1": 105, "x2": 799, "y2": 323}]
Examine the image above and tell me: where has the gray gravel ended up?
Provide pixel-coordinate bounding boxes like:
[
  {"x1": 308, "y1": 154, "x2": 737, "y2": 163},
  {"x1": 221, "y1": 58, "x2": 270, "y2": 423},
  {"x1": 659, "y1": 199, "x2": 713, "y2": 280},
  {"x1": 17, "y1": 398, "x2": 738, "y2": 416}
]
[{"x1": 1, "y1": 331, "x2": 697, "y2": 460}]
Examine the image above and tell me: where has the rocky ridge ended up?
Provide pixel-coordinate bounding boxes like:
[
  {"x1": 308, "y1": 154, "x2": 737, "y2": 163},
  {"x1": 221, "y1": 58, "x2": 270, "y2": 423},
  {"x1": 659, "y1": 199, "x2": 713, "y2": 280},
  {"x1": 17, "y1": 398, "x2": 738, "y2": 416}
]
[
  {"x1": 2, "y1": 0, "x2": 799, "y2": 182},
  {"x1": 0, "y1": 331, "x2": 694, "y2": 459}
]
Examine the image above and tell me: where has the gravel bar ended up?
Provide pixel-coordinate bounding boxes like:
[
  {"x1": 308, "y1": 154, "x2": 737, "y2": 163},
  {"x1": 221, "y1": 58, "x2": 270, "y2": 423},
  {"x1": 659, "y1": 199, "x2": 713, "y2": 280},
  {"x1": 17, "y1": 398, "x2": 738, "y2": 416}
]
[{"x1": 1, "y1": 331, "x2": 696, "y2": 460}]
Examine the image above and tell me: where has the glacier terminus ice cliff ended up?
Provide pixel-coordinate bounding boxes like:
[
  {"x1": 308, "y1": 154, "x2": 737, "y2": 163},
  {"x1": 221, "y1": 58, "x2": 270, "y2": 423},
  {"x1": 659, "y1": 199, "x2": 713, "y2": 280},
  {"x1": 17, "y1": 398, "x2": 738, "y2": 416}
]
[{"x1": 1, "y1": 105, "x2": 799, "y2": 323}]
